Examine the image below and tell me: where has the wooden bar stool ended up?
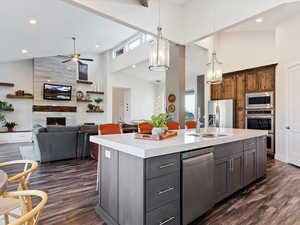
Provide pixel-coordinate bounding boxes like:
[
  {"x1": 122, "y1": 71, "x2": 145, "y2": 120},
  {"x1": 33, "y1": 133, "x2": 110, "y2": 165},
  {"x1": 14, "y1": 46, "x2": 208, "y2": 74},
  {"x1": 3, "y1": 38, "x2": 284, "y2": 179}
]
[
  {"x1": 185, "y1": 121, "x2": 197, "y2": 129},
  {"x1": 0, "y1": 160, "x2": 38, "y2": 191},
  {"x1": 138, "y1": 122, "x2": 154, "y2": 134},
  {"x1": 98, "y1": 124, "x2": 122, "y2": 135},
  {"x1": 0, "y1": 190, "x2": 48, "y2": 225},
  {"x1": 166, "y1": 121, "x2": 180, "y2": 130}
]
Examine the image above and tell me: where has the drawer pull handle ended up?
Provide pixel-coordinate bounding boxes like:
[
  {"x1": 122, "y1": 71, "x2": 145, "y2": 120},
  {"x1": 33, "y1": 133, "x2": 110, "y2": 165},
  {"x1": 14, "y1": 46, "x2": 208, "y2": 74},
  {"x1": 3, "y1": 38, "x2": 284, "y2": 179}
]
[
  {"x1": 159, "y1": 162, "x2": 175, "y2": 169},
  {"x1": 158, "y1": 187, "x2": 174, "y2": 195},
  {"x1": 160, "y1": 216, "x2": 175, "y2": 225}
]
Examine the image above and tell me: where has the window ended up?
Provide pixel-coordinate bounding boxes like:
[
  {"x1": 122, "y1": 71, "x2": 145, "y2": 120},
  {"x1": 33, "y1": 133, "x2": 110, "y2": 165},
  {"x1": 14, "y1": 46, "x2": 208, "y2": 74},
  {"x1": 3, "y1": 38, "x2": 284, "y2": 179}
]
[
  {"x1": 113, "y1": 47, "x2": 125, "y2": 58},
  {"x1": 185, "y1": 90, "x2": 196, "y2": 121},
  {"x1": 128, "y1": 38, "x2": 141, "y2": 50}
]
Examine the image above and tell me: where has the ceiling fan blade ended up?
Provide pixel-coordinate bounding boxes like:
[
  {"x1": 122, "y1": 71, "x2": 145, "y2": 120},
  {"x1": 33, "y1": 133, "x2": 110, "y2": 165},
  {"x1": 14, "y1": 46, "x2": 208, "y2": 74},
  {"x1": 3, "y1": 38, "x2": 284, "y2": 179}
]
[
  {"x1": 79, "y1": 58, "x2": 94, "y2": 62},
  {"x1": 57, "y1": 55, "x2": 69, "y2": 58},
  {"x1": 62, "y1": 59, "x2": 72, "y2": 63}
]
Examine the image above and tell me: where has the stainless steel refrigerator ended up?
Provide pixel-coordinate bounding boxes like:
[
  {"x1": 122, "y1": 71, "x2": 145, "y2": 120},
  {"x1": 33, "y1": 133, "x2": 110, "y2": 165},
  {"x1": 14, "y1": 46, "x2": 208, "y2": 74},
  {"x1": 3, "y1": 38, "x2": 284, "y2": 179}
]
[{"x1": 208, "y1": 99, "x2": 234, "y2": 128}]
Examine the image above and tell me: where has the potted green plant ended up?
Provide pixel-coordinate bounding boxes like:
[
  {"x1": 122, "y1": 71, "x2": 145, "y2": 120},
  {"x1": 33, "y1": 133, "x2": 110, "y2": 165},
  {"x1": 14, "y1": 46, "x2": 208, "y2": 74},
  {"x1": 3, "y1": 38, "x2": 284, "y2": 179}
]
[
  {"x1": 3, "y1": 121, "x2": 17, "y2": 132},
  {"x1": 149, "y1": 113, "x2": 170, "y2": 136},
  {"x1": 87, "y1": 104, "x2": 95, "y2": 112}
]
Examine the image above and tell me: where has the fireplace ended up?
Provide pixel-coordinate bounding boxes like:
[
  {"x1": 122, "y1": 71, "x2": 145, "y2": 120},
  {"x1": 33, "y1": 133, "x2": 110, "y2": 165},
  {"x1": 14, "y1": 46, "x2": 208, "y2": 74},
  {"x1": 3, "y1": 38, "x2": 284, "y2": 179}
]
[{"x1": 47, "y1": 117, "x2": 66, "y2": 126}]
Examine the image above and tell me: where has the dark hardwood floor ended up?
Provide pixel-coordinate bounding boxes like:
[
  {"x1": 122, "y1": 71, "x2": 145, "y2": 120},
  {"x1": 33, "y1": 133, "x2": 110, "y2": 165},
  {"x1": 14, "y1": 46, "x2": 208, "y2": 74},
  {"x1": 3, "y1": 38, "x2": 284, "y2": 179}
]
[{"x1": 1, "y1": 143, "x2": 300, "y2": 225}]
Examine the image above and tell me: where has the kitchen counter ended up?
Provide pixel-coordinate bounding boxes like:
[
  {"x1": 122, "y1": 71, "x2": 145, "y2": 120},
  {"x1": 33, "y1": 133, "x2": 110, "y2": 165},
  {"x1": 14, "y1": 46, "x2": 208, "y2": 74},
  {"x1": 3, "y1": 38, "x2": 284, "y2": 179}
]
[
  {"x1": 91, "y1": 128, "x2": 268, "y2": 225},
  {"x1": 90, "y1": 128, "x2": 267, "y2": 158}
]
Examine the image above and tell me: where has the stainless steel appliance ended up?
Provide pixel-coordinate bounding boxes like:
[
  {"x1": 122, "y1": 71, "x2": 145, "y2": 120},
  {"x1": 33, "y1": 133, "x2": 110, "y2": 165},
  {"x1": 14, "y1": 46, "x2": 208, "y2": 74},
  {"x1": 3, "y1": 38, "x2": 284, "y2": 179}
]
[
  {"x1": 246, "y1": 92, "x2": 273, "y2": 109},
  {"x1": 208, "y1": 100, "x2": 234, "y2": 128},
  {"x1": 246, "y1": 109, "x2": 274, "y2": 155},
  {"x1": 182, "y1": 148, "x2": 214, "y2": 225}
]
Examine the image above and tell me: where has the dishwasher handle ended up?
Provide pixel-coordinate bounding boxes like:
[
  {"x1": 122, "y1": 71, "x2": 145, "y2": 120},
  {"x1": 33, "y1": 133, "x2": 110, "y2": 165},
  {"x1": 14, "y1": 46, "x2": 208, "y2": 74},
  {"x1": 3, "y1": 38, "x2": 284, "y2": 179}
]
[{"x1": 181, "y1": 147, "x2": 214, "y2": 160}]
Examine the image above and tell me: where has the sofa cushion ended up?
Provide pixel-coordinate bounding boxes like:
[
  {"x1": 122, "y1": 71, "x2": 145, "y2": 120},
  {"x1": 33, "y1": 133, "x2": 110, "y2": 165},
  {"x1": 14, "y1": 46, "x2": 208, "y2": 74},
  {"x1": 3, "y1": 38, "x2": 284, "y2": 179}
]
[
  {"x1": 80, "y1": 125, "x2": 98, "y2": 131},
  {"x1": 47, "y1": 126, "x2": 80, "y2": 133}
]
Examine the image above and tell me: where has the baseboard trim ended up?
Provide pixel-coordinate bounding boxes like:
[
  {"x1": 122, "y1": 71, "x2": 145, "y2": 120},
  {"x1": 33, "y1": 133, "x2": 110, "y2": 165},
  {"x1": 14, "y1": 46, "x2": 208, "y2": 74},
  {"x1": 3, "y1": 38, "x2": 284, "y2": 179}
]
[{"x1": 95, "y1": 205, "x2": 118, "y2": 225}]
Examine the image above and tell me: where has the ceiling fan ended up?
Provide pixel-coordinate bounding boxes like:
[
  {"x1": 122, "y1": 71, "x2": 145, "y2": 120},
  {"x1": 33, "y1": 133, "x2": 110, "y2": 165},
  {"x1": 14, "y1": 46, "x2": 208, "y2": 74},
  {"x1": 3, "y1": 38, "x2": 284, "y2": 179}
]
[{"x1": 58, "y1": 37, "x2": 94, "y2": 64}]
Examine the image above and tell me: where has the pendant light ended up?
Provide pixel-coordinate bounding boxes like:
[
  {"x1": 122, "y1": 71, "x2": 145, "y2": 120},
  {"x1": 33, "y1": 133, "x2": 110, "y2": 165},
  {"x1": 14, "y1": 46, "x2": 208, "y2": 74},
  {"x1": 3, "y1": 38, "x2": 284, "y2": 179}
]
[
  {"x1": 149, "y1": 0, "x2": 170, "y2": 72},
  {"x1": 206, "y1": 7, "x2": 223, "y2": 84}
]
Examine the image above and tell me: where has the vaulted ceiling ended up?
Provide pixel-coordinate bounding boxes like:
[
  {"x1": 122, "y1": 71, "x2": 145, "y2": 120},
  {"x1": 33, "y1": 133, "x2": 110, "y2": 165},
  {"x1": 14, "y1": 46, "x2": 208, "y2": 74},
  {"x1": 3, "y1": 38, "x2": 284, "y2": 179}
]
[{"x1": 0, "y1": 0, "x2": 137, "y2": 62}]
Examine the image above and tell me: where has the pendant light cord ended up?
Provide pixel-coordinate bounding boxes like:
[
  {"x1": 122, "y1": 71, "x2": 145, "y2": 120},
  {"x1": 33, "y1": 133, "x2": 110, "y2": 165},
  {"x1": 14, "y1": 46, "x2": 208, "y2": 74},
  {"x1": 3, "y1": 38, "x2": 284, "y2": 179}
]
[{"x1": 158, "y1": 0, "x2": 161, "y2": 28}]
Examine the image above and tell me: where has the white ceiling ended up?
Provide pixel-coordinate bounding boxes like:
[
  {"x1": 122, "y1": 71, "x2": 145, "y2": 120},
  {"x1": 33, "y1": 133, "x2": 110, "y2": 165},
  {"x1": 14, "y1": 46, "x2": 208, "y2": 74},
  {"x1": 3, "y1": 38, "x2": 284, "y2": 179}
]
[
  {"x1": 166, "y1": 0, "x2": 192, "y2": 5},
  {"x1": 115, "y1": 60, "x2": 165, "y2": 82},
  {"x1": 0, "y1": 0, "x2": 137, "y2": 62},
  {"x1": 225, "y1": 2, "x2": 300, "y2": 32}
]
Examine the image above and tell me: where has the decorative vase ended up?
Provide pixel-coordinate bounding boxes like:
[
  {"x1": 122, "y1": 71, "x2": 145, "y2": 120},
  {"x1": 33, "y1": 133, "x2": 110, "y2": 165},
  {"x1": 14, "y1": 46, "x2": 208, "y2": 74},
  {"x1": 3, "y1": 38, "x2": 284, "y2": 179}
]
[{"x1": 152, "y1": 127, "x2": 167, "y2": 136}]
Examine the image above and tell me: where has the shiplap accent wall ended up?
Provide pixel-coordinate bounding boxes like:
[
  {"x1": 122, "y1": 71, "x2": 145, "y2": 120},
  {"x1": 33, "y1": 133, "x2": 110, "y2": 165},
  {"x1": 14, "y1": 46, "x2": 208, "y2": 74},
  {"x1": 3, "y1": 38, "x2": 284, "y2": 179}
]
[{"x1": 33, "y1": 57, "x2": 78, "y2": 126}]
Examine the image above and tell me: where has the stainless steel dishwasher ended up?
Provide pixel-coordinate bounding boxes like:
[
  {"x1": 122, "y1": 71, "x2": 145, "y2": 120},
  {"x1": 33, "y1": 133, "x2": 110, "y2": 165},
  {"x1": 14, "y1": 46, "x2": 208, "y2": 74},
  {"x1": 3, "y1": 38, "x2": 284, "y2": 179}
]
[{"x1": 182, "y1": 147, "x2": 215, "y2": 225}]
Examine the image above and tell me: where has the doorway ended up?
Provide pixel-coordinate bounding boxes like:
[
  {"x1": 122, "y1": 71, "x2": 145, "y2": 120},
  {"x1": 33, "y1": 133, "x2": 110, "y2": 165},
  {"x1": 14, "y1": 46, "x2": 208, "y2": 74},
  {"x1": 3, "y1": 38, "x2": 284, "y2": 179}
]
[{"x1": 112, "y1": 87, "x2": 131, "y2": 123}]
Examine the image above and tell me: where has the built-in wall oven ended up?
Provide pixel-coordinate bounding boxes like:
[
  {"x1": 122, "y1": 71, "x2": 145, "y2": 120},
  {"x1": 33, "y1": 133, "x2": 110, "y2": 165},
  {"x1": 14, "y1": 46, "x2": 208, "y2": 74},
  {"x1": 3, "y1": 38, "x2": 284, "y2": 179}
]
[
  {"x1": 246, "y1": 92, "x2": 273, "y2": 109},
  {"x1": 246, "y1": 109, "x2": 274, "y2": 155}
]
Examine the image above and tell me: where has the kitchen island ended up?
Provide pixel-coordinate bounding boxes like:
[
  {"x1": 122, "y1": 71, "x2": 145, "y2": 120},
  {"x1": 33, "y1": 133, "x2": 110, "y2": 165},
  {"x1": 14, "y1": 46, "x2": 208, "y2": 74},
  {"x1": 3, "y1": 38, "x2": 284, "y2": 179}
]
[{"x1": 90, "y1": 128, "x2": 268, "y2": 225}]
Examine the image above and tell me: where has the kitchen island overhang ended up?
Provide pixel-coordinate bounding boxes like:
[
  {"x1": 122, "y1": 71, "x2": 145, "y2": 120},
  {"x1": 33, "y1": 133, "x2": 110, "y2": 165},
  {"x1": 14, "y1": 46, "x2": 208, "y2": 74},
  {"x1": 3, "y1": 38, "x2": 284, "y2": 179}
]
[{"x1": 90, "y1": 128, "x2": 268, "y2": 225}]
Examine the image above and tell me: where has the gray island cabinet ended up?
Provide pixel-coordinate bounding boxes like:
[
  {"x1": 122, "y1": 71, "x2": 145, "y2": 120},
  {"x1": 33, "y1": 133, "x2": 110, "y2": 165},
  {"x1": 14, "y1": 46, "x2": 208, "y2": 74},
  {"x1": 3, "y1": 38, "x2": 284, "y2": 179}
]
[{"x1": 90, "y1": 129, "x2": 267, "y2": 225}]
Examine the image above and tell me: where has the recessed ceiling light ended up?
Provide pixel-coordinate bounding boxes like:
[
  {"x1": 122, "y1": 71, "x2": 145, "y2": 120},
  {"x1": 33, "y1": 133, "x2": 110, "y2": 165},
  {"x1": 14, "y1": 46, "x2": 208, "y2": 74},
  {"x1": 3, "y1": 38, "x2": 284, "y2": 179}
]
[
  {"x1": 256, "y1": 18, "x2": 263, "y2": 23},
  {"x1": 21, "y1": 49, "x2": 28, "y2": 54},
  {"x1": 132, "y1": 65, "x2": 136, "y2": 69},
  {"x1": 29, "y1": 19, "x2": 37, "y2": 25},
  {"x1": 96, "y1": 44, "x2": 100, "y2": 48}
]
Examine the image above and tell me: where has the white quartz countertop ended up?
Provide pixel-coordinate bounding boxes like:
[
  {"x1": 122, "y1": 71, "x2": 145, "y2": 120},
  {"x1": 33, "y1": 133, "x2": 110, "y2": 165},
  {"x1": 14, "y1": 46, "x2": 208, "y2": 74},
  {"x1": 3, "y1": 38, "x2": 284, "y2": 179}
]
[{"x1": 90, "y1": 128, "x2": 268, "y2": 159}]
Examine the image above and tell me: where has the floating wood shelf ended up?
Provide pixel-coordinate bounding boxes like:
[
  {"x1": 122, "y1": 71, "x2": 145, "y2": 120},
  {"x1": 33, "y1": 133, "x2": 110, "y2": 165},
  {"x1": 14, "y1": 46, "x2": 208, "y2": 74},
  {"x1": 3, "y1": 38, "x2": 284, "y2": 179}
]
[
  {"x1": 33, "y1": 105, "x2": 77, "y2": 112},
  {"x1": 86, "y1": 110, "x2": 104, "y2": 113},
  {"x1": 0, "y1": 82, "x2": 14, "y2": 87},
  {"x1": 77, "y1": 99, "x2": 93, "y2": 103},
  {"x1": 6, "y1": 94, "x2": 33, "y2": 99},
  {"x1": 77, "y1": 80, "x2": 93, "y2": 85},
  {"x1": 2, "y1": 108, "x2": 14, "y2": 112},
  {"x1": 86, "y1": 91, "x2": 104, "y2": 95}
]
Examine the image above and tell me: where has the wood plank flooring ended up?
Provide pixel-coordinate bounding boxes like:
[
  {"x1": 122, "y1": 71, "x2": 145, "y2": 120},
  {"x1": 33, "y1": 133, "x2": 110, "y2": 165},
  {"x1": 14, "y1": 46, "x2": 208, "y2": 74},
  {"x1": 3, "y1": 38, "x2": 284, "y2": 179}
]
[{"x1": 1, "y1": 143, "x2": 300, "y2": 225}]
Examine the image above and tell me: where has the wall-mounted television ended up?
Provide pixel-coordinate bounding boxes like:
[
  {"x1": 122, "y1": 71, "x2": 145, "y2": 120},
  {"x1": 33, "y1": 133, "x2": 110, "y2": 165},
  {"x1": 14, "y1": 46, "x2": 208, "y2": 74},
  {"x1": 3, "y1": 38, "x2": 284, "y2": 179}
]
[{"x1": 43, "y1": 83, "x2": 72, "y2": 101}]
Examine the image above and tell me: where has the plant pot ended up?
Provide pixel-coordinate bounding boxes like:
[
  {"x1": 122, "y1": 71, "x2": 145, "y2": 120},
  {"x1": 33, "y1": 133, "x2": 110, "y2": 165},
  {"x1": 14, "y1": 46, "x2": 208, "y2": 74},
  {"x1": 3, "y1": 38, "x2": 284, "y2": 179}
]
[
  {"x1": 152, "y1": 127, "x2": 167, "y2": 136},
  {"x1": 7, "y1": 128, "x2": 15, "y2": 132}
]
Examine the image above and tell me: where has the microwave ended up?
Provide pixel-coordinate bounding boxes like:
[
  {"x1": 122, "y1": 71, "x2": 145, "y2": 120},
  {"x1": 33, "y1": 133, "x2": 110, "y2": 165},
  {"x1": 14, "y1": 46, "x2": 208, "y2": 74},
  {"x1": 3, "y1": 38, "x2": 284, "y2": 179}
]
[{"x1": 246, "y1": 92, "x2": 273, "y2": 109}]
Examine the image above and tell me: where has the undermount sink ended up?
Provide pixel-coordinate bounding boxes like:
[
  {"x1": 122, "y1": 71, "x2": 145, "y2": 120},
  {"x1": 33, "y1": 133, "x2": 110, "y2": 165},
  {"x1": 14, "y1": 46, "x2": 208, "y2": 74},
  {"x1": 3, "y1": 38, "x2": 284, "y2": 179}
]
[{"x1": 187, "y1": 133, "x2": 229, "y2": 138}]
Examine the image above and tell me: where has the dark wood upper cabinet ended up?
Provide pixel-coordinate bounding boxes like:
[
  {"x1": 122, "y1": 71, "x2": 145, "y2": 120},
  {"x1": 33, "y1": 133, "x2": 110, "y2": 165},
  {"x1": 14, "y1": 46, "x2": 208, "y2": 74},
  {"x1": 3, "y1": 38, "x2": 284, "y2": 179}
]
[
  {"x1": 222, "y1": 75, "x2": 236, "y2": 99},
  {"x1": 257, "y1": 67, "x2": 275, "y2": 92},
  {"x1": 211, "y1": 83, "x2": 222, "y2": 100},
  {"x1": 246, "y1": 72, "x2": 259, "y2": 93}
]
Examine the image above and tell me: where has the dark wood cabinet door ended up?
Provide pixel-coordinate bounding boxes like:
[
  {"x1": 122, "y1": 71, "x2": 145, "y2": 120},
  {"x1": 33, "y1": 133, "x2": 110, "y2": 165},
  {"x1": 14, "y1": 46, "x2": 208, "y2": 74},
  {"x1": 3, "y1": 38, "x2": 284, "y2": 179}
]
[
  {"x1": 256, "y1": 136, "x2": 267, "y2": 178},
  {"x1": 230, "y1": 153, "x2": 244, "y2": 194},
  {"x1": 222, "y1": 75, "x2": 236, "y2": 99},
  {"x1": 244, "y1": 149, "x2": 257, "y2": 186},
  {"x1": 211, "y1": 83, "x2": 222, "y2": 100},
  {"x1": 235, "y1": 73, "x2": 246, "y2": 128},
  {"x1": 246, "y1": 72, "x2": 259, "y2": 93},
  {"x1": 258, "y1": 67, "x2": 275, "y2": 92},
  {"x1": 214, "y1": 158, "x2": 230, "y2": 202}
]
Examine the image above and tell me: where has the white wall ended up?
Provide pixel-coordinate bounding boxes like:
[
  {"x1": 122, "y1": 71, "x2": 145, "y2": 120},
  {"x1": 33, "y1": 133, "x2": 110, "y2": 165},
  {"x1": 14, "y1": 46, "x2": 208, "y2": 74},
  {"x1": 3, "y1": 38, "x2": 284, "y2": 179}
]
[
  {"x1": 0, "y1": 60, "x2": 33, "y2": 131},
  {"x1": 109, "y1": 72, "x2": 155, "y2": 121},
  {"x1": 215, "y1": 31, "x2": 277, "y2": 73},
  {"x1": 274, "y1": 14, "x2": 300, "y2": 162}
]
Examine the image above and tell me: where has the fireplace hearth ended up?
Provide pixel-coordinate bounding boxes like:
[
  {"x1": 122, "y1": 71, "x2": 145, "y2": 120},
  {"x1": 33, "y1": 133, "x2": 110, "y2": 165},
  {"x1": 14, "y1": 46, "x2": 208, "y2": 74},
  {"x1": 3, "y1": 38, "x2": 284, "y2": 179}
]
[{"x1": 47, "y1": 117, "x2": 66, "y2": 126}]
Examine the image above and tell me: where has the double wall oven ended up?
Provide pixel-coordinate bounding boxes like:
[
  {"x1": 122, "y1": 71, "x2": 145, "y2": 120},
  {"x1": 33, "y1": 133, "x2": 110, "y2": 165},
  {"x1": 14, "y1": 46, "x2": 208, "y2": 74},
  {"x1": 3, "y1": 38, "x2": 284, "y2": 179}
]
[{"x1": 246, "y1": 92, "x2": 275, "y2": 156}]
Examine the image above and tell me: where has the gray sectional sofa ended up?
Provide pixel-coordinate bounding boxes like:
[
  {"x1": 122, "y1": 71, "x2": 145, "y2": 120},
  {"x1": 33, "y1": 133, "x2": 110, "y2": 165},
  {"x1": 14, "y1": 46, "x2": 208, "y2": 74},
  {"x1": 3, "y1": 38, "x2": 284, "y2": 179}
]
[{"x1": 33, "y1": 124, "x2": 98, "y2": 163}]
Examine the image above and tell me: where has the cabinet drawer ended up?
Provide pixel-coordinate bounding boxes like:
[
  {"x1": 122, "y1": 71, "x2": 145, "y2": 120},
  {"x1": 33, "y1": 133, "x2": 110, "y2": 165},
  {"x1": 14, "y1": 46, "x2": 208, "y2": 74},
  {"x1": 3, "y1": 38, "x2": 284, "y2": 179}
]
[
  {"x1": 146, "y1": 201, "x2": 180, "y2": 225},
  {"x1": 244, "y1": 138, "x2": 257, "y2": 151},
  {"x1": 215, "y1": 141, "x2": 243, "y2": 159},
  {"x1": 146, "y1": 173, "x2": 180, "y2": 212},
  {"x1": 146, "y1": 153, "x2": 180, "y2": 179}
]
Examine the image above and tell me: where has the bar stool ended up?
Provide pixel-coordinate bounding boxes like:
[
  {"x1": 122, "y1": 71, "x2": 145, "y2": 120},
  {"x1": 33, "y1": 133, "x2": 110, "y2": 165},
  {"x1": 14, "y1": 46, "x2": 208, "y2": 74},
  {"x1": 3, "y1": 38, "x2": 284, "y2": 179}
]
[
  {"x1": 185, "y1": 121, "x2": 197, "y2": 129},
  {"x1": 166, "y1": 121, "x2": 180, "y2": 130},
  {"x1": 138, "y1": 122, "x2": 154, "y2": 134}
]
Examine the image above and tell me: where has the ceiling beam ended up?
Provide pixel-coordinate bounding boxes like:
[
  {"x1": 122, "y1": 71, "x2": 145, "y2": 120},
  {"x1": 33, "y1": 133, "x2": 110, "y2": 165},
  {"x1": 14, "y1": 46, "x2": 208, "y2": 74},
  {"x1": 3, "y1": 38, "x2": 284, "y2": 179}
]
[{"x1": 139, "y1": 0, "x2": 149, "y2": 7}]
